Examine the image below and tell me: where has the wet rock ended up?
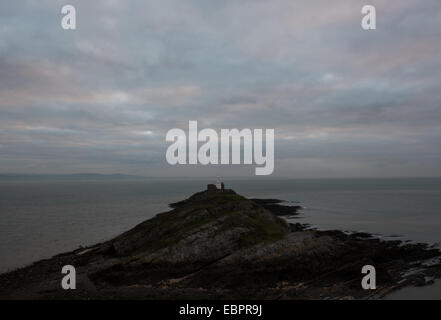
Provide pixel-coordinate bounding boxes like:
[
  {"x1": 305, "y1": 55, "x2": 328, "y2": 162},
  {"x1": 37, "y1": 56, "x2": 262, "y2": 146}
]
[
  {"x1": 0, "y1": 188, "x2": 440, "y2": 300},
  {"x1": 250, "y1": 198, "x2": 302, "y2": 216}
]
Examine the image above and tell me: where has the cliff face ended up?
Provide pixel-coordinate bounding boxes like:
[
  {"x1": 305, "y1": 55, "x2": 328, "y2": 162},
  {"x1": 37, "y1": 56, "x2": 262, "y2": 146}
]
[{"x1": 0, "y1": 188, "x2": 440, "y2": 299}]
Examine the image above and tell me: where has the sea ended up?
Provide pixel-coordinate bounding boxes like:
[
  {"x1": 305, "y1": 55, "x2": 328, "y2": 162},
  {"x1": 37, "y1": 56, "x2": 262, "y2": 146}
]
[{"x1": 1, "y1": 177, "x2": 440, "y2": 299}]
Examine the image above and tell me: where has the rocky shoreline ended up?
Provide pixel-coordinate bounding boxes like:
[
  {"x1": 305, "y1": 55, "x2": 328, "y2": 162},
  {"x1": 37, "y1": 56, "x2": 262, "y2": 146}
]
[
  {"x1": 248, "y1": 198, "x2": 302, "y2": 217},
  {"x1": 0, "y1": 186, "x2": 440, "y2": 299}
]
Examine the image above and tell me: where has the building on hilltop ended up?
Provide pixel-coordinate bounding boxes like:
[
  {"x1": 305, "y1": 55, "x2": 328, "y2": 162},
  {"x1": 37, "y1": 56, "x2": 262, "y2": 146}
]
[{"x1": 207, "y1": 176, "x2": 225, "y2": 191}]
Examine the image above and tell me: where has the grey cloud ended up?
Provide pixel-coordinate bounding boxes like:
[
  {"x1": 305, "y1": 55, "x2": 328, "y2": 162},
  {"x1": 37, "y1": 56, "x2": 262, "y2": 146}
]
[{"x1": 1, "y1": 0, "x2": 441, "y2": 177}]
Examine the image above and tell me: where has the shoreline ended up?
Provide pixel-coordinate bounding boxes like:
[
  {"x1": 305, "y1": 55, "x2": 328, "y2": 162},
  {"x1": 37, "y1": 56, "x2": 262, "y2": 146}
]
[{"x1": 1, "y1": 188, "x2": 440, "y2": 299}]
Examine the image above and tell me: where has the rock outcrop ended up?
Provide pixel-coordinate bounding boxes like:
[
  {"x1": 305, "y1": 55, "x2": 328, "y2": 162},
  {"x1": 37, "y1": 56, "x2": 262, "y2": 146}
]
[{"x1": 0, "y1": 187, "x2": 440, "y2": 299}]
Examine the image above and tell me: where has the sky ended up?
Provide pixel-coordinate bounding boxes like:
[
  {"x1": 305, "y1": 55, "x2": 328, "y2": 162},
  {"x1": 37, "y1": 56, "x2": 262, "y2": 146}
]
[{"x1": 1, "y1": 0, "x2": 441, "y2": 178}]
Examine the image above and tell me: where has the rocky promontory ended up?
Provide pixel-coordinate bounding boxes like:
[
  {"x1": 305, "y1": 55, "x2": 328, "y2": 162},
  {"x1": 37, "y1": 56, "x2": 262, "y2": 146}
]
[{"x1": 0, "y1": 186, "x2": 440, "y2": 299}]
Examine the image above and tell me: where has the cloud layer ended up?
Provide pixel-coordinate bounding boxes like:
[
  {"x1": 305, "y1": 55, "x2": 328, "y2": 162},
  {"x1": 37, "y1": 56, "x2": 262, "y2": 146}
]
[{"x1": 1, "y1": 0, "x2": 441, "y2": 177}]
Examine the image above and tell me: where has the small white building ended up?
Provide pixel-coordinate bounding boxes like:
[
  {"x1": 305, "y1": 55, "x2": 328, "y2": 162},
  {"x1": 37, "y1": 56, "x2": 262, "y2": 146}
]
[{"x1": 215, "y1": 176, "x2": 222, "y2": 189}]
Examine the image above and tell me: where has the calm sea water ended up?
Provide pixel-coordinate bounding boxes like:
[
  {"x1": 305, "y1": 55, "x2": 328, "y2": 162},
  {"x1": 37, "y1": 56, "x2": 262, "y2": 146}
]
[{"x1": 1, "y1": 178, "x2": 441, "y2": 298}]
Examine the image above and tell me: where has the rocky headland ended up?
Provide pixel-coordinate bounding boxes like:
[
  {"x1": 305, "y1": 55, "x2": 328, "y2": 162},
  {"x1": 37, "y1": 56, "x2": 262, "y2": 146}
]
[{"x1": 0, "y1": 186, "x2": 440, "y2": 299}]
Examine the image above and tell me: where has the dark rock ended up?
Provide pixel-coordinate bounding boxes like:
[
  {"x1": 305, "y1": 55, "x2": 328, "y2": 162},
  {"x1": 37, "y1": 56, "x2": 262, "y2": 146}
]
[
  {"x1": 0, "y1": 188, "x2": 440, "y2": 300},
  {"x1": 250, "y1": 198, "x2": 302, "y2": 216}
]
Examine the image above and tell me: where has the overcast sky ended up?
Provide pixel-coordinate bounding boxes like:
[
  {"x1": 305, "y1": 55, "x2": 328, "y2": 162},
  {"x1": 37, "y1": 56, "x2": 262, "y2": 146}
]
[{"x1": 1, "y1": 0, "x2": 440, "y2": 178}]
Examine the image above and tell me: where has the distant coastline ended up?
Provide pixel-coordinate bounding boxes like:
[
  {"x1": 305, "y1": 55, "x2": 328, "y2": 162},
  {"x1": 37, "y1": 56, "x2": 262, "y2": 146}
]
[{"x1": 0, "y1": 173, "x2": 148, "y2": 181}]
